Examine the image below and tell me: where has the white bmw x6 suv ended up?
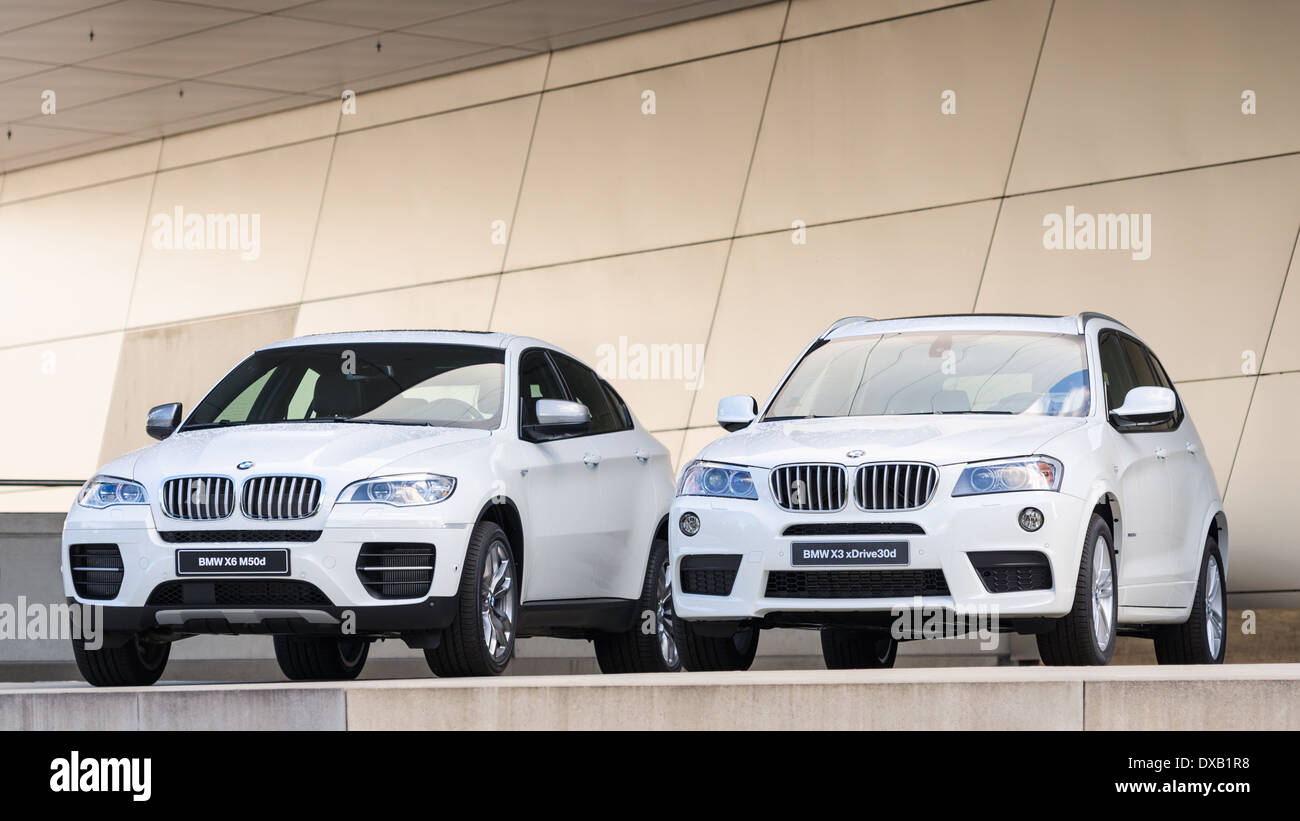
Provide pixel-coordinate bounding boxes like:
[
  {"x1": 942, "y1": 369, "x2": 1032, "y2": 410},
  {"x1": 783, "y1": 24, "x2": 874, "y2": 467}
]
[
  {"x1": 64, "y1": 331, "x2": 680, "y2": 686},
  {"x1": 669, "y1": 313, "x2": 1228, "y2": 669}
]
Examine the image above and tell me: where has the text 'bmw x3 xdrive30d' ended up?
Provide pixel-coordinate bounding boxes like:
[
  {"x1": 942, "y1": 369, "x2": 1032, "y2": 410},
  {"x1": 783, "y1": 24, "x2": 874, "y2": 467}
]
[
  {"x1": 669, "y1": 314, "x2": 1228, "y2": 669},
  {"x1": 64, "y1": 331, "x2": 680, "y2": 685}
]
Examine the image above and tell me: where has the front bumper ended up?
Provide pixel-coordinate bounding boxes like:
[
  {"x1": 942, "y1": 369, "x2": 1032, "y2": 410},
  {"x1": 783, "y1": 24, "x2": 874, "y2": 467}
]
[
  {"x1": 61, "y1": 502, "x2": 475, "y2": 636},
  {"x1": 669, "y1": 486, "x2": 1090, "y2": 624}
]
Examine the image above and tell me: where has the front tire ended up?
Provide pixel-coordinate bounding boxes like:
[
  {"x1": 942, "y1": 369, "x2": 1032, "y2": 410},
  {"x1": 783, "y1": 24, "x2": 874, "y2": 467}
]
[
  {"x1": 426, "y1": 521, "x2": 517, "y2": 677},
  {"x1": 1037, "y1": 513, "x2": 1116, "y2": 666},
  {"x1": 273, "y1": 635, "x2": 370, "y2": 681},
  {"x1": 673, "y1": 619, "x2": 759, "y2": 672},
  {"x1": 1154, "y1": 537, "x2": 1226, "y2": 664},
  {"x1": 72, "y1": 632, "x2": 170, "y2": 687},
  {"x1": 594, "y1": 538, "x2": 682, "y2": 673},
  {"x1": 820, "y1": 628, "x2": 898, "y2": 669}
]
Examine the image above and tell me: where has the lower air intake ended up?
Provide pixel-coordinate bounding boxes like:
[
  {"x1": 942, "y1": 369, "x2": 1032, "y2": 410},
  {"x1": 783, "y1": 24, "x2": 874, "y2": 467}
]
[{"x1": 765, "y1": 569, "x2": 950, "y2": 599}]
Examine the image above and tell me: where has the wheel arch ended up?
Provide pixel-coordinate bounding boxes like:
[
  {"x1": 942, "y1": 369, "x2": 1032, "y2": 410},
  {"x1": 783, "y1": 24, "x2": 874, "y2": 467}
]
[
  {"x1": 477, "y1": 496, "x2": 525, "y2": 582},
  {"x1": 1205, "y1": 508, "x2": 1229, "y2": 571}
]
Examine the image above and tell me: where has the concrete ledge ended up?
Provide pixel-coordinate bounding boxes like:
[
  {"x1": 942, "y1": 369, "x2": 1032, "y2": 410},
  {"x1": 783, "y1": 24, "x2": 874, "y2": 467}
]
[{"x1": 4, "y1": 664, "x2": 1297, "y2": 730}]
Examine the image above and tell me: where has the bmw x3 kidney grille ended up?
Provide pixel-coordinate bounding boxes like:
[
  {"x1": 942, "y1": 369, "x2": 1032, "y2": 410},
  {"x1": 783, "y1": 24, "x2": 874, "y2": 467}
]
[
  {"x1": 769, "y1": 464, "x2": 847, "y2": 512},
  {"x1": 162, "y1": 476, "x2": 234, "y2": 520},
  {"x1": 854, "y1": 463, "x2": 938, "y2": 511},
  {"x1": 241, "y1": 476, "x2": 321, "y2": 520}
]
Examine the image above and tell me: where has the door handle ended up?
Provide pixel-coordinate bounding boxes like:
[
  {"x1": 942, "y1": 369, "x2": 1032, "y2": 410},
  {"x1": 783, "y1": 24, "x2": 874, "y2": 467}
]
[
  {"x1": 1186, "y1": 442, "x2": 1199, "y2": 456},
  {"x1": 583, "y1": 452, "x2": 601, "y2": 467},
  {"x1": 634, "y1": 449, "x2": 649, "y2": 464},
  {"x1": 1154, "y1": 447, "x2": 1168, "y2": 462}
]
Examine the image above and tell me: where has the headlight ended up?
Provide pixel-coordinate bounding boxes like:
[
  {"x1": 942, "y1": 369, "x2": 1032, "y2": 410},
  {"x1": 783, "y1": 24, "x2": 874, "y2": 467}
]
[
  {"x1": 952, "y1": 456, "x2": 1063, "y2": 496},
  {"x1": 677, "y1": 461, "x2": 758, "y2": 500},
  {"x1": 78, "y1": 476, "x2": 148, "y2": 509},
  {"x1": 338, "y1": 473, "x2": 456, "y2": 506}
]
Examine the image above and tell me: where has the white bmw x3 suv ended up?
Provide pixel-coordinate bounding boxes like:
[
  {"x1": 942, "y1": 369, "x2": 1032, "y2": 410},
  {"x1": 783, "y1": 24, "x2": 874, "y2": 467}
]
[
  {"x1": 63, "y1": 331, "x2": 680, "y2": 686},
  {"x1": 669, "y1": 313, "x2": 1228, "y2": 669}
]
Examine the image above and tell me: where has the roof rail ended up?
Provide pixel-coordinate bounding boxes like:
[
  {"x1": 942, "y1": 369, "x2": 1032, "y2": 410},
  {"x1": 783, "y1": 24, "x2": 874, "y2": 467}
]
[
  {"x1": 820, "y1": 316, "x2": 875, "y2": 337},
  {"x1": 1076, "y1": 312, "x2": 1126, "y2": 332}
]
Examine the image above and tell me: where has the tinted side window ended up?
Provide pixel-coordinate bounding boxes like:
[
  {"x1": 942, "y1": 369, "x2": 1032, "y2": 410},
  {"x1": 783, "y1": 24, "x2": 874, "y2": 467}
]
[
  {"x1": 1120, "y1": 337, "x2": 1159, "y2": 389},
  {"x1": 601, "y1": 381, "x2": 634, "y2": 431},
  {"x1": 551, "y1": 354, "x2": 622, "y2": 435},
  {"x1": 1098, "y1": 332, "x2": 1135, "y2": 413},
  {"x1": 1126, "y1": 339, "x2": 1183, "y2": 431},
  {"x1": 518, "y1": 349, "x2": 567, "y2": 427}
]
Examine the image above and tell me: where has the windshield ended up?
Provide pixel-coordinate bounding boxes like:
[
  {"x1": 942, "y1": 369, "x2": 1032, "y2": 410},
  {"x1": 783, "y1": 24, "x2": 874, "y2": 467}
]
[
  {"x1": 764, "y1": 331, "x2": 1090, "y2": 419},
  {"x1": 185, "y1": 343, "x2": 506, "y2": 430}
]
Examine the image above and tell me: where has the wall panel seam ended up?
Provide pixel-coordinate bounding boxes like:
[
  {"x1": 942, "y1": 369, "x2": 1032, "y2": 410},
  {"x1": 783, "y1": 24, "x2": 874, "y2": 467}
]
[
  {"x1": 676, "y1": 1, "x2": 791, "y2": 466},
  {"x1": 970, "y1": 0, "x2": 1056, "y2": 311}
]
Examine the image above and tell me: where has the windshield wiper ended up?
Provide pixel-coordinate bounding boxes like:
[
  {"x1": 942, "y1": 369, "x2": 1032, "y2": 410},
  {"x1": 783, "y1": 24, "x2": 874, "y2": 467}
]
[{"x1": 182, "y1": 420, "x2": 255, "y2": 431}]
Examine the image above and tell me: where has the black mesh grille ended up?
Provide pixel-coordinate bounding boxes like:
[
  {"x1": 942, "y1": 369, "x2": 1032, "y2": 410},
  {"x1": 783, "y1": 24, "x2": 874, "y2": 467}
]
[
  {"x1": 968, "y1": 551, "x2": 1053, "y2": 593},
  {"x1": 69, "y1": 544, "x2": 124, "y2": 600},
  {"x1": 765, "y1": 569, "x2": 949, "y2": 599},
  {"x1": 158, "y1": 530, "x2": 322, "y2": 543},
  {"x1": 781, "y1": 522, "x2": 925, "y2": 537},
  {"x1": 680, "y1": 555, "x2": 742, "y2": 596},
  {"x1": 356, "y1": 543, "x2": 435, "y2": 600},
  {"x1": 146, "y1": 580, "x2": 332, "y2": 607}
]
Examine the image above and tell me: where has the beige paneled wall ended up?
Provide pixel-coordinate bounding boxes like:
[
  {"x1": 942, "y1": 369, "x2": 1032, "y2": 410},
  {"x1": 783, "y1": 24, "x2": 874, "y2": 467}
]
[{"x1": 1, "y1": 0, "x2": 1298, "y2": 605}]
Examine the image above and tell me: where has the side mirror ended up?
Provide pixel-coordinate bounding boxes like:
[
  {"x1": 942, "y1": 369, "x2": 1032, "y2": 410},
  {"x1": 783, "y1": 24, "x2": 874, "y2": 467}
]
[
  {"x1": 1110, "y1": 387, "x2": 1176, "y2": 429},
  {"x1": 534, "y1": 399, "x2": 591, "y2": 434},
  {"x1": 717, "y1": 395, "x2": 757, "y2": 432},
  {"x1": 146, "y1": 402, "x2": 183, "y2": 440}
]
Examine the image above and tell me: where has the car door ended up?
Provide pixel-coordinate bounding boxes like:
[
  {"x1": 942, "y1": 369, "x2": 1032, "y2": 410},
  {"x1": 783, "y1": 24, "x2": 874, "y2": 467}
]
[
  {"x1": 1136, "y1": 342, "x2": 1208, "y2": 596},
  {"x1": 514, "y1": 348, "x2": 604, "y2": 603},
  {"x1": 1099, "y1": 331, "x2": 1177, "y2": 603},
  {"x1": 548, "y1": 353, "x2": 645, "y2": 599}
]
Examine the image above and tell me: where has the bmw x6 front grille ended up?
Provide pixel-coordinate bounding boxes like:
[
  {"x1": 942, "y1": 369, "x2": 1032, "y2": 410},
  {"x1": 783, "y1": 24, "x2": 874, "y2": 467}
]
[
  {"x1": 162, "y1": 476, "x2": 234, "y2": 520},
  {"x1": 241, "y1": 476, "x2": 322, "y2": 520}
]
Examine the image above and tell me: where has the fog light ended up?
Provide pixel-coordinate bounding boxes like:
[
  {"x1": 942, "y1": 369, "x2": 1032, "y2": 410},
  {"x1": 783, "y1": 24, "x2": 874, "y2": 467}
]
[
  {"x1": 679, "y1": 511, "x2": 701, "y2": 537},
  {"x1": 1019, "y1": 507, "x2": 1044, "y2": 532}
]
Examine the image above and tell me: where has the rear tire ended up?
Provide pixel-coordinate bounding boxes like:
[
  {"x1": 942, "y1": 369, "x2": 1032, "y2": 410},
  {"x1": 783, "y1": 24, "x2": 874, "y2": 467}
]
[
  {"x1": 820, "y1": 628, "x2": 898, "y2": 669},
  {"x1": 673, "y1": 619, "x2": 758, "y2": 672},
  {"x1": 72, "y1": 632, "x2": 170, "y2": 687},
  {"x1": 426, "y1": 521, "x2": 517, "y2": 677},
  {"x1": 1154, "y1": 537, "x2": 1226, "y2": 665},
  {"x1": 594, "y1": 538, "x2": 682, "y2": 673},
  {"x1": 1037, "y1": 513, "x2": 1116, "y2": 666},
  {"x1": 273, "y1": 635, "x2": 369, "y2": 681}
]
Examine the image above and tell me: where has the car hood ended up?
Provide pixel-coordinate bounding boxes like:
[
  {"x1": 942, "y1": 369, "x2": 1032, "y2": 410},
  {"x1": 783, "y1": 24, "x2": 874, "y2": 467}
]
[
  {"x1": 697, "y1": 415, "x2": 1087, "y2": 469},
  {"x1": 130, "y1": 422, "x2": 491, "y2": 482}
]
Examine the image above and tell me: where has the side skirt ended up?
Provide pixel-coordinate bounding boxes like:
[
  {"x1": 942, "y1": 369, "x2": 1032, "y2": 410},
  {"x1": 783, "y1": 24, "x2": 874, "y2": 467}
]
[{"x1": 517, "y1": 597, "x2": 639, "y2": 638}]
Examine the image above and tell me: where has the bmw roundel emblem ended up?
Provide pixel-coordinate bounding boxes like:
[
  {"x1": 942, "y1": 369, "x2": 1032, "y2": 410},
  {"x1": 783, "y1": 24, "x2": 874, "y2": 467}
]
[
  {"x1": 846, "y1": 450, "x2": 864, "y2": 459},
  {"x1": 237, "y1": 460, "x2": 254, "y2": 470}
]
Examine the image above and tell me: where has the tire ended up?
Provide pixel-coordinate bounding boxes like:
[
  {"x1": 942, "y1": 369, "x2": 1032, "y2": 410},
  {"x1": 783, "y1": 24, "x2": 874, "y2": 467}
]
[
  {"x1": 273, "y1": 635, "x2": 370, "y2": 681},
  {"x1": 594, "y1": 538, "x2": 682, "y2": 674},
  {"x1": 426, "y1": 521, "x2": 517, "y2": 677},
  {"x1": 673, "y1": 619, "x2": 759, "y2": 672},
  {"x1": 820, "y1": 628, "x2": 898, "y2": 669},
  {"x1": 1037, "y1": 513, "x2": 1117, "y2": 666},
  {"x1": 72, "y1": 632, "x2": 170, "y2": 687},
  {"x1": 1154, "y1": 537, "x2": 1226, "y2": 665}
]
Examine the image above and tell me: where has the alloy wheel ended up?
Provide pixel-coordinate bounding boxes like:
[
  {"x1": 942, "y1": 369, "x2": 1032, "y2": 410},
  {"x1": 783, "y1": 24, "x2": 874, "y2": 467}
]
[
  {"x1": 656, "y1": 557, "x2": 679, "y2": 668},
  {"x1": 1091, "y1": 537, "x2": 1114, "y2": 652},
  {"x1": 480, "y1": 540, "x2": 515, "y2": 663},
  {"x1": 1205, "y1": 555, "x2": 1225, "y2": 659}
]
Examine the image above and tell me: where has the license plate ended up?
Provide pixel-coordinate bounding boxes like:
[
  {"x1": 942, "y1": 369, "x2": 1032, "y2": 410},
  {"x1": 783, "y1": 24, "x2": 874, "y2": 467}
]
[
  {"x1": 176, "y1": 548, "x2": 290, "y2": 576},
  {"x1": 791, "y1": 541, "x2": 909, "y2": 566}
]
